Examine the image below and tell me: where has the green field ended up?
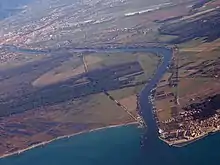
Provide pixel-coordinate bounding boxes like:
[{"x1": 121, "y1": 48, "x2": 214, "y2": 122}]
[{"x1": 87, "y1": 52, "x2": 160, "y2": 100}]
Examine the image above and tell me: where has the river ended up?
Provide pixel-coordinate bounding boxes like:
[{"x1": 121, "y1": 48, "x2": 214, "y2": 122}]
[
  {"x1": 4, "y1": 45, "x2": 172, "y2": 133},
  {"x1": 1, "y1": 45, "x2": 220, "y2": 165},
  {"x1": 2, "y1": 45, "x2": 172, "y2": 136}
]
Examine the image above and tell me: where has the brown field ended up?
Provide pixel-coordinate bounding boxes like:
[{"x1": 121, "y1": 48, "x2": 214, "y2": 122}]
[
  {"x1": 32, "y1": 54, "x2": 103, "y2": 88},
  {"x1": 0, "y1": 0, "x2": 210, "y2": 156},
  {"x1": 32, "y1": 57, "x2": 85, "y2": 87},
  {"x1": 32, "y1": 65, "x2": 85, "y2": 87},
  {"x1": 155, "y1": 5, "x2": 220, "y2": 123},
  {"x1": 180, "y1": 38, "x2": 220, "y2": 52},
  {"x1": 155, "y1": 98, "x2": 173, "y2": 122},
  {"x1": 119, "y1": 95, "x2": 138, "y2": 113},
  {"x1": 0, "y1": 92, "x2": 135, "y2": 156},
  {"x1": 84, "y1": 55, "x2": 103, "y2": 69},
  {"x1": 155, "y1": 46, "x2": 220, "y2": 124},
  {"x1": 0, "y1": 49, "x2": 161, "y2": 156}
]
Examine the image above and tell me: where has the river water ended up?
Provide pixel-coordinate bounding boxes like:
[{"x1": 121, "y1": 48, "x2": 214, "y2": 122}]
[{"x1": 1, "y1": 46, "x2": 220, "y2": 165}]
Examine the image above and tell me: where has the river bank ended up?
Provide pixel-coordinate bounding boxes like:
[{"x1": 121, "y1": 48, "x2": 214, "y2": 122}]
[
  {"x1": 3, "y1": 119, "x2": 220, "y2": 165},
  {"x1": 0, "y1": 45, "x2": 173, "y2": 156},
  {"x1": 151, "y1": 46, "x2": 220, "y2": 147},
  {"x1": 4, "y1": 45, "x2": 220, "y2": 165}
]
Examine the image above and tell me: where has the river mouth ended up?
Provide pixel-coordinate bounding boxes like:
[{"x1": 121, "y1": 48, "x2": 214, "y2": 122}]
[
  {"x1": 1, "y1": 45, "x2": 172, "y2": 139},
  {"x1": 3, "y1": 45, "x2": 220, "y2": 165}
]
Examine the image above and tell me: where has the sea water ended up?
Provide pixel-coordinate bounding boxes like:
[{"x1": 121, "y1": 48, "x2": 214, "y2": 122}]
[
  {"x1": 1, "y1": 124, "x2": 220, "y2": 165},
  {"x1": 0, "y1": 47, "x2": 219, "y2": 165}
]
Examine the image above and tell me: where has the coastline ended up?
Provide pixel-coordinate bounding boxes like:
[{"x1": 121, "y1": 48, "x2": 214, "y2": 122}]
[
  {"x1": 159, "y1": 128, "x2": 220, "y2": 147},
  {"x1": 151, "y1": 47, "x2": 209, "y2": 148},
  {"x1": 0, "y1": 122, "x2": 138, "y2": 159},
  {"x1": 0, "y1": 46, "x2": 173, "y2": 159},
  {"x1": 153, "y1": 48, "x2": 220, "y2": 148}
]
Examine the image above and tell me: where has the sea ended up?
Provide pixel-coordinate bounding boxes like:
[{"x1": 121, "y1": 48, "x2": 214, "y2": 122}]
[
  {"x1": 1, "y1": 45, "x2": 219, "y2": 165},
  {"x1": 0, "y1": 124, "x2": 220, "y2": 165}
]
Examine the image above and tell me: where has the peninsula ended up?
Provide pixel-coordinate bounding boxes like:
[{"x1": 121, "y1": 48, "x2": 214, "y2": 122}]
[
  {"x1": 153, "y1": 0, "x2": 220, "y2": 146},
  {"x1": 1, "y1": 0, "x2": 220, "y2": 157}
]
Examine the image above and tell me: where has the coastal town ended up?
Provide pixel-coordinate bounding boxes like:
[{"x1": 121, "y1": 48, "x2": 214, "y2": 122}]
[
  {"x1": 154, "y1": 43, "x2": 220, "y2": 145},
  {"x1": 2, "y1": 0, "x2": 220, "y2": 162}
]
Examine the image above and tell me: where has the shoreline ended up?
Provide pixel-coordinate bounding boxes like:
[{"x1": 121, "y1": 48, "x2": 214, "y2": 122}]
[
  {"x1": 153, "y1": 47, "x2": 209, "y2": 148},
  {"x1": 0, "y1": 46, "x2": 172, "y2": 159},
  {"x1": 153, "y1": 48, "x2": 220, "y2": 148},
  {"x1": 0, "y1": 122, "x2": 138, "y2": 159},
  {"x1": 159, "y1": 128, "x2": 220, "y2": 147}
]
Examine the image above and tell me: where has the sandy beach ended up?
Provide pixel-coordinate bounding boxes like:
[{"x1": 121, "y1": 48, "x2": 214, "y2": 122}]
[{"x1": 0, "y1": 122, "x2": 138, "y2": 159}]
